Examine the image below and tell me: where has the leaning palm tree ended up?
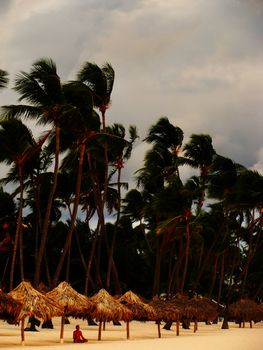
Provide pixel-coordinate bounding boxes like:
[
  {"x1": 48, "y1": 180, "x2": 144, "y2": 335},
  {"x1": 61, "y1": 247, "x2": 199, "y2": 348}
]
[
  {"x1": 105, "y1": 124, "x2": 138, "y2": 290},
  {"x1": 48, "y1": 80, "x2": 97, "y2": 288},
  {"x1": 144, "y1": 117, "x2": 184, "y2": 178},
  {"x1": 78, "y1": 63, "x2": 115, "y2": 291},
  {"x1": 77, "y1": 62, "x2": 114, "y2": 131},
  {"x1": 2, "y1": 58, "x2": 81, "y2": 288},
  {"x1": 183, "y1": 134, "x2": 216, "y2": 213},
  {"x1": 0, "y1": 119, "x2": 49, "y2": 290}
]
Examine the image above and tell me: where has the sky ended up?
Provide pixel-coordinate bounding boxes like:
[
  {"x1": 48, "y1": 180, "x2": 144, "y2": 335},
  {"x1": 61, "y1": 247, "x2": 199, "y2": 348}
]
[{"x1": 1, "y1": 0, "x2": 263, "y2": 189}]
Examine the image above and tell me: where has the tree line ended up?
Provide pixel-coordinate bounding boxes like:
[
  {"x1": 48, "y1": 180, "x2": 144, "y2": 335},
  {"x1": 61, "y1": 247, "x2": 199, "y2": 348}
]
[{"x1": 0, "y1": 60, "x2": 262, "y2": 308}]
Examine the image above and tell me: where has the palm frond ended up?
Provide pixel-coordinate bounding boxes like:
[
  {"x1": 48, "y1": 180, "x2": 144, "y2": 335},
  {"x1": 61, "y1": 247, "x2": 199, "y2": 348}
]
[
  {"x1": 0, "y1": 69, "x2": 9, "y2": 89},
  {"x1": 1, "y1": 105, "x2": 41, "y2": 120}
]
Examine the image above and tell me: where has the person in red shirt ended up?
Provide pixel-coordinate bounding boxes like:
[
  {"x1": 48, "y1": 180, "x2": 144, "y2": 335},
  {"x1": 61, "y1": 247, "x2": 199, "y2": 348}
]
[{"x1": 73, "y1": 325, "x2": 88, "y2": 343}]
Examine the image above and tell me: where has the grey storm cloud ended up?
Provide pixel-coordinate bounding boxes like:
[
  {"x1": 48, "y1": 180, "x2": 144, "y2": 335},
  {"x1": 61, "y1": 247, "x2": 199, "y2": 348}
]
[
  {"x1": 1, "y1": 0, "x2": 263, "y2": 183},
  {"x1": 0, "y1": 0, "x2": 12, "y2": 15}
]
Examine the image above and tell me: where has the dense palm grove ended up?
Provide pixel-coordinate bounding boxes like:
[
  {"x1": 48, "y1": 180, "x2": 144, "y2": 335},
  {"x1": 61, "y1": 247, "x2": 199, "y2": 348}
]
[{"x1": 0, "y1": 59, "x2": 262, "y2": 312}]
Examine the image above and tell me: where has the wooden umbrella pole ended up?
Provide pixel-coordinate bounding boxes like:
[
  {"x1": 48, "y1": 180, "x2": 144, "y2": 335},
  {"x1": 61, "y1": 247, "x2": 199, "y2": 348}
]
[
  {"x1": 157, "y1": 321, "x2": 161, "y2": 338},
  {"x1": 194, "y1": 320, "x2": 198, "y2": 333},
  {"x1": 176, "y1": 319, "x2": 180, "y2": 336},
  {"x1": 98, "y1": 320, "x2": 102, "y2": 340},
  {"x1": 21, "y1": 318, "x2": 25, "y2": 346},
  {"x1": 126, "y1": 321, "x2": 130, "y2": 339},
  {"x1": 60, "y1": 314, "x2": 65, "y2": 343}
]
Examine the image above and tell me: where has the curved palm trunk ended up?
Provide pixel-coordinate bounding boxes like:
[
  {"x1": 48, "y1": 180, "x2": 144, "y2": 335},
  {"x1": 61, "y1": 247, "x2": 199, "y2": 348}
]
[
  {"x1": 73, "y1": 225, "x2": 95, "y2": 290},
  {"x1": 84, "y1": 224, "x2": 99, "y2": 294},
  {"x1": 217, "y1": 253, "x2": 225, "y2": 303},
  {"x1": 208, "y1": 255, "x2": 218, "y2": 298},
  {"x1": 152, "y1": 235, "x2": 162, "y2": 296},
  {"x1": 52, "y1": 143, "x2": 85, "y2": 287},
  {"x1": 192, "y1": 233, "x2": 220, "y2": 293},
  {"x1": 9, "y1": 165, "x2": 25, "y2": 290},
  {"x1": 171, "y1": 237, "x2": 184, "y2": 293},
  {"x1": 180, "y1": 221, "x2": 190, "y2": 292},
  {"x1": 34, "y1": 126, "x2": 61, "y2": 288},
  {"x1": 88, "y1": 151, "x2": 121, "y2": 292},
  {"x1": 106, "y1": 167, "x2": 121, "y2": 292}
]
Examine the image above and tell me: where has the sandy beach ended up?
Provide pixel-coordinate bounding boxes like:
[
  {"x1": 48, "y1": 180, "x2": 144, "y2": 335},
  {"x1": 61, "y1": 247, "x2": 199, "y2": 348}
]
[{"x1": 0, "y1": 318, "x2": 262, "y2": 350}]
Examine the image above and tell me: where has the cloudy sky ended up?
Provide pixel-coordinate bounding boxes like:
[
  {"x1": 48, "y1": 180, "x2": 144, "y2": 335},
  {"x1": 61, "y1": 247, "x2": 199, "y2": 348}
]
[{"x1": 1, "y1": 0, "x2": 263, "y2": 188}]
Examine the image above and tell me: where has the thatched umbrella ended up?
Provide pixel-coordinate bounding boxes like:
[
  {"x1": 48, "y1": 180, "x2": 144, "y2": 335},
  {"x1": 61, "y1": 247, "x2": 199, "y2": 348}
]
[
  {"x1": 171, "y1": 294, "x2": 210, "y2": 332},
  {"x1": 8, "y1": 281, "x2": 63, "y2": 345},
  {"x1": 149, "y1": 296, "x2": 181, "y2": 337},
  {"x1": 90, "y1": 288, "x2": 132, "y2": 340},
  {"x1": 188, "y1": 296, "x2": 218, "y2": 331},
  {"x1": 118, "y1": 290, "x2": 157, "y2": 339},
  {"x1": 47, "y1": 281, "x2": 95, "y2": 343},
  {"x1": 229, "y1": 299, "x2": 263, "y2": 328},
  {"x1": 0, "y1": 290, "x2": 22, "y2": 322}
]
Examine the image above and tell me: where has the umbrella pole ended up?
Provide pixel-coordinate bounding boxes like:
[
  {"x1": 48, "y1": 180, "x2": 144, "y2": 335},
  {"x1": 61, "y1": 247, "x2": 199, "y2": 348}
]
[
  {"x1": 21, "y1": 318, "x2": 25, "y2": 346},
  {"x1": 60, "y1": 315, "x2": 65, "y2": 343},
  {"x1": 157, "y1": 321, "x2": 161, "y2": 338},
  {"x1": 126, "y1": 321, "x2": 130, "y2": 339},
  {"x1": 194, "y1": 320, "x2": 198, "y2": 333},
  {"x1": 176, "y1": 319, "x2": 180, "y2": 336},
  {"x1": 98, "y1": 320, "x2": 102, "y2": 340}
]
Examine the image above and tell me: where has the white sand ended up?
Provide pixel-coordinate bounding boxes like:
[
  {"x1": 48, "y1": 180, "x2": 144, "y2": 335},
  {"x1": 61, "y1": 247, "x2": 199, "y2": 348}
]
[{"x1": 0, "y1": 318, "x2": 262, "y2": 350}]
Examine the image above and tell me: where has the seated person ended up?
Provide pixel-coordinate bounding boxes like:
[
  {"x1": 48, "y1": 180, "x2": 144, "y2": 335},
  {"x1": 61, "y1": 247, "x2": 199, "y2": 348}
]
[{"x1": 73, "y1": 325, "x2": 88, "y2": 343}]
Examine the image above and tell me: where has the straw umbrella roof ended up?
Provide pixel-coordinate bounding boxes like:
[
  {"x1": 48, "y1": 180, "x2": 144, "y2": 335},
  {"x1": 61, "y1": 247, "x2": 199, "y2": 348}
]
[
  {"x1": 189, "y1": 296, "x2": 218, "y2": 321},
  {"x1": 90, "y1": 288, "x2": 132, "y2": 322},
  {"x1": 149, "y1": 296, "x2": 181, "y2": 322},
  {"x1": 0, "y1": 290, "x2": 22, "y2": 321},
  {"x1": 8, "y1": 281, "x2": 63, "y2": 322},
  {"x1": 47, "y1": 281, "x2": 94, "y2": 318},
  {"x1": 170, "y1": 293, "x2": 208, "y2": 321},
  {"x1": 118, "y1": 290, "x2": 157, "y2": 321},
  {"x1": 229, "y1": 299, "x2": 263, "y2": 322}
]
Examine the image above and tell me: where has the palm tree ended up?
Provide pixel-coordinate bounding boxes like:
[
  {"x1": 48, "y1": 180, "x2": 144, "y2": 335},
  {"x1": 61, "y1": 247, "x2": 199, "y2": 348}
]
[
  {"x1": 50, "y1": 81, "x2": 99, "y2": 288},
  {"x1": 183, "y1": 134, "x2": 216, "y2": 213},
  {"x1": 227, "y1": 170, "x2": 263, "y2": 298},
  {"x1": 78, "y1": 62, "x2": 116, "y2": 293},
  {"x1": 135, "y1": 118, "x2": 188, "y2": 296},
  {"x1": 105, "y1": 124, "x2": 138, "y2": 290},
  {"x1": 144, "y1": 117, "x2": 184, "y2": 178},
  {"x1": 1, "y1": 58, "x2": 73, "y2": 287},
  {"x1": 77, "y1": 62, "x2": 114, "y2": 131},
  {"x1": 0, "y1": 119, "x2": 48, "y2": 290}
]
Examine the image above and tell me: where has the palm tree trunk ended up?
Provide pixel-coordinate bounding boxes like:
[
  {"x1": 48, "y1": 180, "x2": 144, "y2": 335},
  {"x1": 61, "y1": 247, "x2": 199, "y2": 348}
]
[
  {"x1": 180, "y1": 221, "x2": 190, "y2": 292},
  {"x1": 208, "y1": 255, "x2": 218, "y2": 298},
  {"x1": 192, "y1": 234, "x2": 220, "y2": 293},
  {"x1": 171, "y1": 237, "x2": 184, "y2": 293},
  {"x1": 9, "y1": 166, "x2": 24, "y2": 290},
  {"x1": 84, "y1": 226, "x2": 99, "y2": 294},
  {"x1": 152, "y1": 236, "x2": 162, "y2": 296},
  {"x1": 34, "y1": 126, "x2": 61, "y2": 288},
  {"x1": 217, "y1": 253, "x2": 225, "y2": 304},
  {"x1": 106, "y1": 167, "x2": 121, "y2": 292},
  {"x1": 52, "y1": 143, "x2": 85, "y2": 287},
  {"x1": 74, "y1": 227, "x2": 95, "y2": 289}
]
